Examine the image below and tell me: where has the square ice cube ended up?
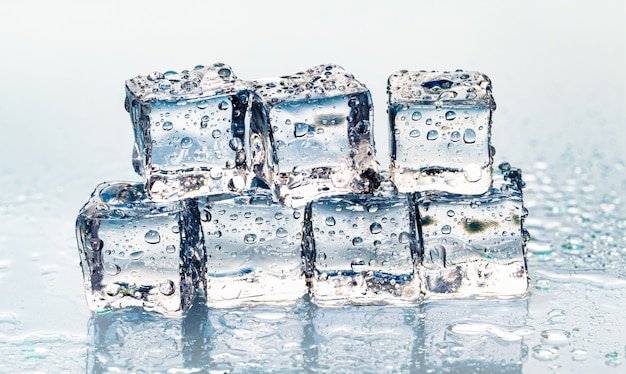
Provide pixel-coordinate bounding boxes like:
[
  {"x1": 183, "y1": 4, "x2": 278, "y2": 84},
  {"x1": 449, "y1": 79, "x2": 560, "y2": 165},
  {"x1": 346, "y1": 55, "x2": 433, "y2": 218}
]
[
  {"x1": 75, "y1": 182, "x2": 202, "y2": 314},
  {"x1": 125, "y1": 63, "x2": 272, "y2": 200},
  {"x1": 195, "y1": 191, "x2": 306, "y2": 307},
  {"x1": 416, "y1": 164, "x2": 529, "y2": 298},
  {"x1": 303, "y1": 194, "x2": 420, "y2": 305},
  {"x1": 388, "y1": 70, "x2": 496, "y2": 195},
  {"x1": 251, "y1": 64, "x2": 380, "y2": 207}
]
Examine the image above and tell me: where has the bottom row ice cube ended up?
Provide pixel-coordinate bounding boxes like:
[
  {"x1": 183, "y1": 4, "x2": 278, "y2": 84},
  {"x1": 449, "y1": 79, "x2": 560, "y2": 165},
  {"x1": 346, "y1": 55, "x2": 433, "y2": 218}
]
[
  {"x1": 76, "y1": 165, "x2": 528, "y2": 313},
  {"x1": 197, "y1": 191, "x2": 306, "y2": 307},
  {"x1": 303, "y1": 194, "x2": 420, "y2": 305},
  {"x1": 75, "y1": 182, "x2": 202, "y2": 314},
  {"x1": 416, "y1": 163, "x2": 529, "y2": 299}
]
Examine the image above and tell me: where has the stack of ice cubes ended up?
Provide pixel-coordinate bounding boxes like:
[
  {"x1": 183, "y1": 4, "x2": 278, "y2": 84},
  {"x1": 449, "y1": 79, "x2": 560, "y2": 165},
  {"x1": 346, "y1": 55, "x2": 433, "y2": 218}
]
[{"x1": 76, "y1": 63, "x2": 529, "y2": 314}]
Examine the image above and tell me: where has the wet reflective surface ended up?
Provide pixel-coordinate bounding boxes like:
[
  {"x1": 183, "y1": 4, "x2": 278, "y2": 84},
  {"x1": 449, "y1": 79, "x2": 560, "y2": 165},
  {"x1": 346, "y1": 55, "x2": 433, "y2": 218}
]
[{"x1": 0, "y1": 0, "x2": 624, "y2": 372}]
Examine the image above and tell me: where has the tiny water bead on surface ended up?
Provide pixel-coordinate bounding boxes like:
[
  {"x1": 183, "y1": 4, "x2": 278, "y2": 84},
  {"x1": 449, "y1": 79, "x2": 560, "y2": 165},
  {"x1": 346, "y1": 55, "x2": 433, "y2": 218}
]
[
  {"x1": 388, "y1": 69, "x2": 496, "y2": 195},
  {"x1": 76, "y1": 182, "x2": 202, "y2": 314}
]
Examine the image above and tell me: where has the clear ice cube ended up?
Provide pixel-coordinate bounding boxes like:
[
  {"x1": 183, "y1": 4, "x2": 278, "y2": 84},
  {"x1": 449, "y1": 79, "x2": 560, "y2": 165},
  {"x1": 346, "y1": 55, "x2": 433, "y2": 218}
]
[
  {"x1": 416, "y1": 164, "x2": 529, "y2": 298},
  {"x1": 303, "y1": 194, "x2": 420, "y2": 305},
  {"x1": 125, "y1": 63, "x2": 272, "y2": 201},
  {"x1": 388, "y1": 70, "x2": 496, "y2": 195},
  {"x1": 195, "y1": 190, "x2": 306, "y2": 307},
  {"x1": 251, "y1": 64, "x2": 380, "y2": 207},
  {"x1": 75, "y1": 182, "x2": 202, "y2": 314}
]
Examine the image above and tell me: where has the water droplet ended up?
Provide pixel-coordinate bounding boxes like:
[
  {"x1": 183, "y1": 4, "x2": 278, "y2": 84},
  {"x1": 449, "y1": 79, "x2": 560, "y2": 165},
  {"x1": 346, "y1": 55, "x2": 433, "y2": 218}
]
[
  {"x1": 276, "y1": 227, "x2": 288, "y2": 238},
  {"x1": 105, "y1": 283, "x2": 121, "y2": 296},
  {"x1": 159, "y1": 280, "x2": 175, "y2": 296},
  {"x1": 447, "y1": 210, "x2": 455, "y2": 217},
  {"x1": 218, "y1": 101, "x2": 229, "y2": 110},
  {"x1": 104, "y1": 262, "x2": 121, "y2": 276},
  {"x1": 147, "y1": 71, "x2": 164, "y2": 81},
  {"x1": 144, "y1": 230, "x2": 161, "y2": 244},
  {"x1": 181, "y1": 137, "x2": 193, "y2": 149},
  {"x1": 130, "y1": 251, "x2": 144, "y2": 260},
  {"x1": 399, "y1": 231, "x2": 410, "y2": 244},
  {"x1": 541, "y1": 329, "x2": 571, "y2": 345},
  {"x1": 166, "y1": 245, "x2": 176, "y2": 254},
  {"x1": 411, "y1": 111, "x2": 422, "y2": 121},
  {"x1": 445, "y1": 111, "x2": 456, "y2": 120},
  {"x1": 255, "y1": 217, "x2": 264, "y2": 225},
  {"x1": 229, "y1": 214, "x2": 238, "y2": 221},
  {"x1": 535, "y1": 279, "x2": 551, "y2": 291},
  {"x1": 425, "y1": 118, "x2": 433, "y2": 125},
  {"x1": 244, "y1": 233, "x2": 257, "y2": 244},
  {"x1": 352, "y1": 236, "x2": 363, "y2": 246},
  {"x1": 463, "y1": 128, "x2": 476, "y2": 143},
  {"x1": 218, "y1": 68, "x2": 231, "y2": 79},
  {"x1": 158, "y1": 81, "x2": 171, "y2": 90},
  {"x1": 441, "y1": 225, "x2": 452, "y2": 234},
  {"x1": 370, "y1": 222, "x2": 383, "y2": 234},
  {"x1": 325, "y1": 216, "x2": 336, "y2": 226},
  {"x1": 162, "y1": 121, "x2": 173, "y2": 131},
  {"x1": 294, "y1": 122, "x2": 309, "y2": 138},
  {"x1": 562, "y1": 235, "x2": 585, "y2": 251},
  {"x1": 197, "y1": 100, "x2": 209, "y2": 109},
  {"x1": 409, "y1": 129, "x2": 420, "y2": 138},
  {"x1": 427, "y1": 130, "x2": 439, "y2": 140},
  {"x1": 181, "y1": 81, "x2": 198, "y2": 91},
  {"x1": 229, "y1": 137, "x2": 243, "y2": 151},
  {"x1": 88, "y1": 238, "x2": 103, "y2": 251},
  {"x1": 210, "y1": 167, "x2": 223, "y2": 180},
  {"x1": 450, "y1": 131, "x2": 461, "y2": 142},
  {"x1": 532, "y1": 344, "x2": 559, "y2": 361},
  {"x1": 274, "y1": 212, "x2": 284, "y2": 220},
  {"x1": 351, "y1": 258, "x2": 366, "y2": 271},
  {"x1": 367, "y1": 204, "x2": 378, "y2": 213},
  {"x1": 212, "y1": 129, "x2": 222, "y2": 139}
]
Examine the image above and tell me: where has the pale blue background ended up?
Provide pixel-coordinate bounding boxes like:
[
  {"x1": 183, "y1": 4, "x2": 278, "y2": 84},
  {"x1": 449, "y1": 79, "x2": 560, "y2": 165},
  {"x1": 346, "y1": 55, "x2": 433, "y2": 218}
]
[{"x1": 0, "y1": 0, "x2": 624, "y2": 372}]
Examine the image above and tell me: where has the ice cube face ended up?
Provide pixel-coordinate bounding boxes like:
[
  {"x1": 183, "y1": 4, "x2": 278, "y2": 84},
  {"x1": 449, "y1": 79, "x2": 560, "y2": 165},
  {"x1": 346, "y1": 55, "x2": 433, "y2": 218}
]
[
  {"x1": 125, "y1": 63, "x2": 272, "y2": 201},
  {"x1": 76, "y1": 182, "x2": 202, "y2": 314},
  {"x1": 251, "y1": 64, "x2": 380, "y2": 207},
  {"x1": 303, "y1": 194, "x2": 420, "y2": 305},
  {"x1": 388, "y1": 70, "x2": 496, "y2": 195},
  {"x1": 416, "y1": 165, "x2": 529, "y2": 298},
  {"x1": 196, "y1": 191, "x2": 306, "y2": 307}
]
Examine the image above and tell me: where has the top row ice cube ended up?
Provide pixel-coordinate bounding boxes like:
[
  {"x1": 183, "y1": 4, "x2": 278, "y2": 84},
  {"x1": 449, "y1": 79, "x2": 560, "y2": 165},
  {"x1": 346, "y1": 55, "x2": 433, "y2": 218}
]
[
  {"x1": 388, "y1": 70, "x2": 496, "y2": 195},
  {"x1": 251, "y1": 64, "x2": 379, "y2": 206},
  {"x1": 125, "y1": 63, "x2": 379, "y2": 205}
]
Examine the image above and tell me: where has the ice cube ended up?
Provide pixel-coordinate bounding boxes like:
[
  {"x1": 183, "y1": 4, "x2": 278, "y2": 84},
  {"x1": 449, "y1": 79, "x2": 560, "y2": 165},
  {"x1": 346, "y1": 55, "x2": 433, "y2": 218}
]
[
  {"x1": 195, "y1": 190, "x2": 306, "y2": 307},
  {"x1": 416, "y1": 164, "x2": 529, "y2": 298},
  {"x1": 75, "y1": 182, "x2": 202, "y2": 314},
  {"x1": 251, "y1": 64, "x2": 380, "y2": 207},
  {"x1": 388, "y1": 70, "x2": 496, "y2": 195},
  {"x1": 422, "y1": 298, "x2": 528, "y2": 372},
  {"x1": 125, "y1": 63, "x2": 272, "y2": 201},
  {"x1": 303, "y1": 194, "x2": 420, "y2": 305}
]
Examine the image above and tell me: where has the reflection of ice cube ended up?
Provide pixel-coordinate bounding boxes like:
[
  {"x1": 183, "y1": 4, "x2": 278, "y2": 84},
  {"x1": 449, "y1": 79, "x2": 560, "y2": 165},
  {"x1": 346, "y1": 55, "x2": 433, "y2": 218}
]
[
  {"x1": 304, "y1": 194, "x2": 420, "y2": 305},
  {"x1": 195, "y1": 190, "x2": 306, "y2": 307},
  {"x1": 88, "y1": 309, "x2": 186, "y2": 372},
  {"x1": 251, "y1": 64, "x2": 380, "y2": 207},
  {"x1": 388, "y1": 70, "x2": 496, "y2": 195},
  {"x1": 204, "y1": 304, "x2": 308, "y2": 372},
  {"x1": 312, "y1": 306, "x2": 419, "y2": 372},
  {"x1": 416, "y1": 164, "x2": 529, "y2": 298},
  {"x1": 125, "y1": 63, "x2": 272, "y2": 201},
  {"x1": 422, "y1": 298, "x2": 529, "y2": 373},
  {"x1": 75, "y1": 182, "x2": 202, "y2": 314}
]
